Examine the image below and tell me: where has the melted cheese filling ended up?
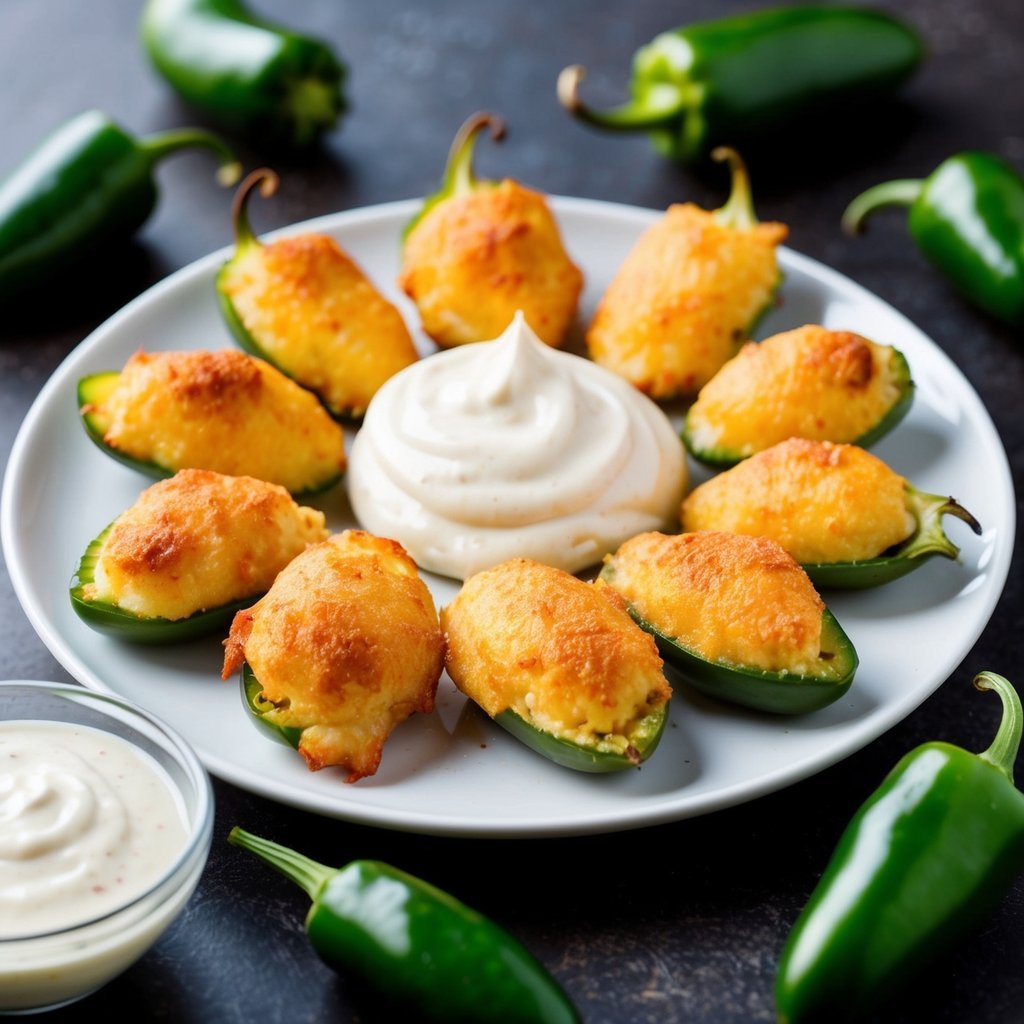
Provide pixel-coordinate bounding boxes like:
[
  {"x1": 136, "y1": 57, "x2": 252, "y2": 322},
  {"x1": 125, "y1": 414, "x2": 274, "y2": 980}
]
[
  {"x1": 88, "y1": 470, "x2": 328, "y2": 621},
  {"x1": 223, "y1": 532, "x2": 443, "y2": 781},
  {"x1": 682, "y1": 439, "x2": 916, "y2": 563},
  {"x1": 399, "y1": 180, "x2": 583, "y2": 349},
  {"x1": 441, "y1": 559, "x2": 669, "y2": 745},
  {"x1": 604, "y1": 532, "x2": 825, "y2": 676},
  {"x1": 686, "y1": 325, "x2": 905, "y2": 456},
  {"x1": 222, "y1": 235, "x2": 419, "y2": 417},
  {"x1": 94, "y1": 349, "x2": 345, "y2": 493},
  {"x1": 586, "y1": 203, "x2": 786, "y2": 397}
]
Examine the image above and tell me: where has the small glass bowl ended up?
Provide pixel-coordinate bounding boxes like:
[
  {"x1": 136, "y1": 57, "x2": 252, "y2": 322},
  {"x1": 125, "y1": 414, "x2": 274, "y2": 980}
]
[{"x1": 0, "y1": 680, "x2": 214, "y2": 1015}]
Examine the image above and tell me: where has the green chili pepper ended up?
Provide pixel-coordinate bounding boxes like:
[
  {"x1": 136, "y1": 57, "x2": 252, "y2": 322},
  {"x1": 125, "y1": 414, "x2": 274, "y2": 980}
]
[
  {"x1": 843, "y1": 151, "x2": 1024, "y2": 328},
  {"x1": 558, "y1": 6, "x2": 923, "y2": 163},
  {"x1": 775, "y1": 671, "x2": 1024, "y2": 1023},
  {"x1": 227, "y1": 827, "x2": 581, "y2": 1024},
  {"x1": 141, "y1": 0, "x2": 346, "y2": 148},
  {"x1": 0, "y1": 109, "x2": 238, "y2": 303}
]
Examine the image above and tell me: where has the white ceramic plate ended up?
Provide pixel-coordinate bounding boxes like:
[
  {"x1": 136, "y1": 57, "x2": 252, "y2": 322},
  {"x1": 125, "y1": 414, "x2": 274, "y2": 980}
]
[{"x1": 2, "y1": 198, "x2": 1014, "y2": 837}]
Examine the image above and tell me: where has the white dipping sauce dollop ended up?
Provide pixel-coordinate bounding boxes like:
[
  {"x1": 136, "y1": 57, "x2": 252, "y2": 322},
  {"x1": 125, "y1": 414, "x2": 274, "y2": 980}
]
[{"x1": 348, "y1": 313, "x2": 687, "y2": 579}]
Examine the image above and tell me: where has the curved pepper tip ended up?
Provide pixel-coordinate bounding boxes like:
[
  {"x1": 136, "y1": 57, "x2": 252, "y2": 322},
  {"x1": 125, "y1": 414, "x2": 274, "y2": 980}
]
[
  {"x1": 230, "y1": 167, "x2": 280, "y2": 248},
  {"x1": 451, "y1": 110, "x2": 507, "y2": 155},
  {"x1": 711, "y1": 146, "x2": 759, "y2": 230},
  {"x1": 557, "y1": 64, "x2": 588, "y2": 115}
]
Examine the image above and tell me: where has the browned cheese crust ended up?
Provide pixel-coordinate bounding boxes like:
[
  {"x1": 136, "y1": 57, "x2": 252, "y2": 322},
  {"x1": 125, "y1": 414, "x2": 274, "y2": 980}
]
[
  {"x1": 685, "y1": 325, "x2": 906, "y2": 457},
  {"x1": 220, "y1": 234, "x2": 419, "y2": 417},
  {"x1": 92, "y1": 349, "x2": 346, "y2": 492},
  {"x1": 602, "y1": 531, "x2": 825, "y2": 675},
  {"x1": 682, "y1": 439, "x2": 915, "y2": 563},
  {"x1": 87, "y1": 469, "x2": 328, "y2": 621},
  {"x1": 441, "y1": 558, "x2": 668, "y2": 743},
  {"x1": 398, "y1": 180, "x2": 584, "y2": 348},
  {"x1": 585, "y1": 203, "x2": 787, "y2": 398},
  {"x1": 222, "y1": 531, "x2": 444, "y2": 782}
]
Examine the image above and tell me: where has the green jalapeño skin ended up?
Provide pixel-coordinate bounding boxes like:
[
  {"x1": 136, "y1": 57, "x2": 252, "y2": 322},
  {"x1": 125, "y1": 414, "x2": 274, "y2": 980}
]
[
  {"x1": 227, "y1": 828, "x2": 582, "y2": 1024},
  {"x1": 492, "y1": 702, "x2": 668, "y2": 773},
  {"x1": 775, "y1": 672, "x2": 1024, "y2": 1023},
  {"x1": 0, "y1": 109, "x2": 237, "y2": 302},
  {"x1": 141, "y1": 0, "x2": 346, "y2": 148}
]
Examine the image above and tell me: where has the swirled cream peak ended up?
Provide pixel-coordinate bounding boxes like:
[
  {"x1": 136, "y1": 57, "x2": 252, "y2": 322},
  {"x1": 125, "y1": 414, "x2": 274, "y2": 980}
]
[{"x1": 348, "y1": 313, "x2": 687, "y2": 579}]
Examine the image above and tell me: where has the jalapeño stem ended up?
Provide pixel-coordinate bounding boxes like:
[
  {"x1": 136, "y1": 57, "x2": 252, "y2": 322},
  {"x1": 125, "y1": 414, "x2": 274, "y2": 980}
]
[
  {"x1": 556, "y1": 64, "x2": 689, "y2": 131},
  {"x1": 231, "y1": 167, "x2": 279, "y2": 251},
  {"x1": 443, "y1": 111, "x2": 505, "y2": 197},
  {"x1": 712, "y1": 146, "x2": 758, "y2": 229},
  {"x1": 228, "y1": 826, "x2": 333, "y2": 901},
  {"x1": 841, "y1": 179, "x2": 924, "y2": 235},
  {"x1": 139, "y1": 126, "x2": 242, "y2": 186},
  {"x1": 975, "y1": 672, "x2": 1023, "y2": 783}
]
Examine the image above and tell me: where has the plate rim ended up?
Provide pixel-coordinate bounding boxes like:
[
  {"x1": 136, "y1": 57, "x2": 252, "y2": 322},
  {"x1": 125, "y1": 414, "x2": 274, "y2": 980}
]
[{"x1": 2, "y1": 195, "x2": 1015, "y2": 838}]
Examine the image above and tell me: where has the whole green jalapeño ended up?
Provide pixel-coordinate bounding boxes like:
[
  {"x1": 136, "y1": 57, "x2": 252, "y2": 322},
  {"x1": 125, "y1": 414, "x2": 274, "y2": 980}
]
[
  {"x1": 227, "y1": 827, "x2": 581, "y2": 1024},
  {"x1": 776, "y1": 672, "x2": 1024, "y2": 1022},
  {"x1": 558, "y1": 6, "x2": 922, "y2": 163},
  {"x1": 844, "y1": 151, "x2": 1024, "y2": 328}
]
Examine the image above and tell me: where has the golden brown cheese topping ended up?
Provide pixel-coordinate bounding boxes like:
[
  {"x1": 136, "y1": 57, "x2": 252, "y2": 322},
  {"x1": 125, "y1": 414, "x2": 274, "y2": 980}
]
[
  {"x1": 441, "y1": 558, "x2": 669, "y2": 746},
  {"x1": 685, "y1": 325, "x2": 906, "y2": 457},
  {"x1": 586, "y1": 203, "x2": 787, "y2": 398},
  {"x1": 86, "y1": 469, "x2": 328, "y2": 621},
  {"x1": 91, "y1": 349, "x2": 346, "y2": 493},
  {"x1": 682, "y1": 439, "x2": 916, "y2": 563},
  {"x1": 399, "y1": 180, "x2": 584, "y2": 348},
  {"x1": 602, "y1": 532, "x2": 825, "y2": 675},
  {"x1": 220, "y1": 234, "x2": 419, "y2": 417},
  {"x1": 222, "y1": 531, "x2": 443, "y2": 782}
]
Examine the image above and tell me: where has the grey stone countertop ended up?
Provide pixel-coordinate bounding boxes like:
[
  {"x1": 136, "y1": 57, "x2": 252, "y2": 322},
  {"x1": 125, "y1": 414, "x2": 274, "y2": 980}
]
[{"x1": 1, "y1": 2, "x2": 1021, "y2": 1021}]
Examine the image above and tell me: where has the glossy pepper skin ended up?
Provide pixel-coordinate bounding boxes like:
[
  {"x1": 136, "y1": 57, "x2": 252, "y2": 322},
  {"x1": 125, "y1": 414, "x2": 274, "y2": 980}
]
[
  {"x1": 843, "y1": 152, "x2": 1024, "y2": 327},
  {"x1": 558, "y1": 5, "x2": 922, "y2": 163},
  {"x1": 227, "y1": 828, "x2": 581, "y2": 1024},
  {"x1": 0, "y1": 110, "x2": 238, "y2": 302},
  {"x1": 775, "y1": 672, "x2": 1024, "y2": 1023},
  {"x1": 141, "y1": 0, "x2": 346, "y2": 148}
]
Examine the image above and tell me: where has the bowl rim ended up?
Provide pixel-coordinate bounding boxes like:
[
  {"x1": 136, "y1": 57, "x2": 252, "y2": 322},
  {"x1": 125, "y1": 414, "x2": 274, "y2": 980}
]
[{"x1": 0, "y1": 678, "x2": 214, "y2": 942}]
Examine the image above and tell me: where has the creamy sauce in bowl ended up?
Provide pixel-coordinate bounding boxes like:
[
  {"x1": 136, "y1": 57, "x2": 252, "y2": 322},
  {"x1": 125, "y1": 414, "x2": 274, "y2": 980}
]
[
  {"x1": 0, "y1": 721, "x2": 188, "y2": 939},
  {"x1": 348, "y1": 313, "x2": 687, "y2": 579}
]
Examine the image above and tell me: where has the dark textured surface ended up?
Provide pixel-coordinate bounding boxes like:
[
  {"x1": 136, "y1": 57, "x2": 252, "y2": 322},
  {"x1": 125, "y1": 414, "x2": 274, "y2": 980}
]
[{"x1": 1, "y1": 2, "x2": 1022, "y2": 1022}]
